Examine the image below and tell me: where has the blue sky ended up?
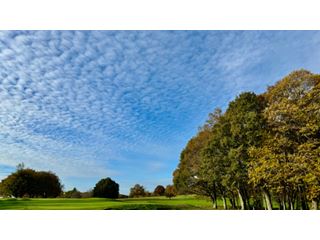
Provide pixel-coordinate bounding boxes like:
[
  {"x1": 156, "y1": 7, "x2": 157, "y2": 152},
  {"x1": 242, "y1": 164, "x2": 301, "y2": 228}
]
[{"x1": 0, "y1": 31, "x2": 319, "y2": 194}]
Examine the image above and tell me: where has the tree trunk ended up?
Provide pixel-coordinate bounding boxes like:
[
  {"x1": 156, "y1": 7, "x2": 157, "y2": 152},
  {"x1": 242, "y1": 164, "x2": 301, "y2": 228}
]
[
  {"x1": 230, "y1": 196, "x2": 236, "y2": 209},
  {"x1": 246, "y1": 198, "x2": 251, "y2": 210},
  {"x1": 237, "y1": 189, "x2": 246, "y2": 210},
  {"x1": 222, "y1": 196, "x2": 227, "y2": 210},
  {"x1": 262, "y1": 196, "x2": 267, "y2": 210},
  {"x1": 281, "y1": 199, "x2": 286, "y2": 210},
  {"x1": 301, "y1": 196, "x2": 309, "y2": 210},
  {"x1": 298, "y1": 191, "x2": 303, "y2": 210},
  {"x1": 298, "y1": 186, "x2": 309, "y2": 210},
  {"x1": 289, "y1": 191, "x2": 296, "y2": 210},
  {"x1": 262, "y1": 189, "x2": 273, "y2": 210},
  {"x1": 212, "y1": 201, "x2": 217, "y2": 209},
  {"x1": 289, "y1": 199, "x2": 294, "y2": 210},
  {"x1": 210, "y1": 193, "x2": 217, "y2": 209},
  {"x1": 311, "y1": 200, "x2": 318, "y2": 210},
  {"x1": 234, "y1": 195, "x2": 239, "y2": 209}
]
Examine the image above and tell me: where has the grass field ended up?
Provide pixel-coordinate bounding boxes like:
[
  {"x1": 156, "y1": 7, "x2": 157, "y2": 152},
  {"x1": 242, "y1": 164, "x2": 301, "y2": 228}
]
[{"x1": 0, "y1": 195, "x2": 216, "y2": 210}]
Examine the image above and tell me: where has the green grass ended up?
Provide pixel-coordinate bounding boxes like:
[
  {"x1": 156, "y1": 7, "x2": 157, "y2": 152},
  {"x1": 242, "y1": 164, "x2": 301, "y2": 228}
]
[{"x1": 0, "y1": 195, "x2": 216, "y2": 210}]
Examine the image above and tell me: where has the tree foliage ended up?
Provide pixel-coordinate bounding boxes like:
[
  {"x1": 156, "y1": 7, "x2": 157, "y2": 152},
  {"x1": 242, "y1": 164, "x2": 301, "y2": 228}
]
[
  {"x1": 249, "y1": 70, "x2": 320, "y2": 209},
  {"x1": 92, "y1": 177, "x2": 119, "y2": 198},
  {"x1": 0, "y1": 166, "x2": 62, "y2": 198},
  {"x1": 173, "y1": 129, "x2": 211, "y2": 194},
  {"x1": 173, "y1": 70, "x2": 320, "y2": 210},
  {"x1": 129, "y1": 184, "x2": 147, "y2": 198},
  {"x1": 165, "y1": 185, "x2": 176, "y2": 199},
  {"x1": 153, "y1": 185, "x2": 165, "y2": 196},
  {"x1": 63, "y1": 187, "x2": 82, "y2": 198}
]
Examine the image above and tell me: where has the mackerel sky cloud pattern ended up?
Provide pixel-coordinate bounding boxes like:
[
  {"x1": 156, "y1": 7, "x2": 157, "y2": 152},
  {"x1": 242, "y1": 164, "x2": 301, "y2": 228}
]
[{"x1": 0, "y1": 31, "x2": 319, "y2": 193}]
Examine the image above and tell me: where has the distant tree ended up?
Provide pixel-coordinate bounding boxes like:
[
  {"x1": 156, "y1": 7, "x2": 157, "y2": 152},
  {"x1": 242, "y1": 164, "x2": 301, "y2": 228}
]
[
  {"x1": 16, "y1": 163, "x2": 25, "y2": 171},
  {"x1": 165, "y1": 185, "x2": 176, "y2": 199},
  {"x1": 129, "y1": 184, "x2": 146, "y2": 198},
  {"x1": 80, "y1": 190, "x2": 93, "y2": 198},
  {"x1": 144, "y1": 190, "x2": 152, "y2": 197},
  {"x1": 0, "y1": 168, "x2": 62, "y2": 198},
  {"x1": 93, "y1": 178, "x2": 119, "y2": 198},
  {"x1": 153, "y1": 185, "x2": 165, "y2": 196},
  {"x1": 64, "y1": 188, "x2": 82, "y2": 198},
  {"x1": 118, "y1": 194, "x2": 129, "y2": 198},
  {"x1": 0, "y1": 168, "x2": 37, "y2": 197},
  {"x1": 35, "y1": 171, "x2": 62, "y2": 198}
]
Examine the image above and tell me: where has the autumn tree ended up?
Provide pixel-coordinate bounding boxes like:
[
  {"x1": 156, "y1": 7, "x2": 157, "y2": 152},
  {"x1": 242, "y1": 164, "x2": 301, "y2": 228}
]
[
  {"x1": 173, "y1": 120, "x2": 212, "y2": 194},
  {"x1": 153, "y1": 185, "x2": 165, "y2": 196},
  {"x1": 297, "y1": 76, "x2": 320, "y2": 209},
  {"x1": 249, "y1": 70, "x2": 320, "y2": 209},
  {"x1": 173, "y1": 69, "x2": 320, "y2": 210},
  {"x1": 204, "y1": 93, "x2": 265, "y2": 209},
  {"x1": 165, "y1": 185, "x2": 176, "y2": 199},
  {"x1": 129, "y1": 184, "x2": 146, "y2": 198},
  {"x1": 198, "y1": 108, "x2": 228, "y2": 209}
]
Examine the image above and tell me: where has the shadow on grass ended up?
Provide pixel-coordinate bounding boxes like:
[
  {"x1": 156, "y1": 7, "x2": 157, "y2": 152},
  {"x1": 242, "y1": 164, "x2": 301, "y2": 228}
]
[{"x1": 105, "y1": 204, "x2": 201, "y2": 210}]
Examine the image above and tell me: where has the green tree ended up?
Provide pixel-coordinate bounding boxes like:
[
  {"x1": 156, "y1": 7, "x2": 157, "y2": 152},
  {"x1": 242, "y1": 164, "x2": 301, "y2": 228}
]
[
  {"x1": 0, "y1": 168, "x2": 37, "y2": 197},
  {"x1": 35, "y1": 171, "x2": 62, "y2": 198},
  {"x1": 93, "y1": 178, "x2": 119, "y2": 198},
  {"x1": 0, "y1": 168, "x2": 62, "y2": 198}
]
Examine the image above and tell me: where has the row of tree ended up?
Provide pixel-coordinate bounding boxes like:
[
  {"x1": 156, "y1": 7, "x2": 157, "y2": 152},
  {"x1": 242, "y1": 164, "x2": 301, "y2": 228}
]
[
  {"x1": 0, "y1": 164, "x2": 176, "y2": 199},
  {"x1": 62, "y1": 183, "x2": 176, "y2": 199},
  {"x1": 129, "y1": 184, "x2": 176, "y2": 198},
  {"x1": 0, "y1": 167, "x2": 121, "y2": 198},
  {"x1": 173, "y1": 70, "x2": 320, "y2": 209}
]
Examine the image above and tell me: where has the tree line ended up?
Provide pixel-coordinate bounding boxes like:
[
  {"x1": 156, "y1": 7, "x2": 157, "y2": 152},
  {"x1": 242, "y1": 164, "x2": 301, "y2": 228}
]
[
  {"x1": 0, "y1": 164, "x2": 176, "y2": 199},
  {"x1": 173, "y1": 70, "x2": 320, "y2": 210},
  {"x1": 129, "y1": 184, "x2": 176, "y2": 198}
]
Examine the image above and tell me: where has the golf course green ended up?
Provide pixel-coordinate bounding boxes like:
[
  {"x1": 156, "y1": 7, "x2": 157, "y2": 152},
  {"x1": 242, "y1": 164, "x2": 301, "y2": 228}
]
[{"x1": 0, "y1": 195, "x2": 215, "y2": 210}]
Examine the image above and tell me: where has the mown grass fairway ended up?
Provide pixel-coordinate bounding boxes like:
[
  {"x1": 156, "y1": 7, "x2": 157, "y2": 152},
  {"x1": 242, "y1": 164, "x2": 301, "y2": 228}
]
[{"x1": 0, "y1": 195, "x2": 215, "y2": 210}]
